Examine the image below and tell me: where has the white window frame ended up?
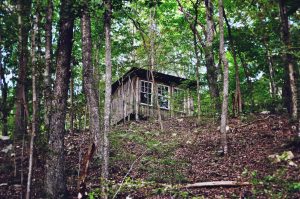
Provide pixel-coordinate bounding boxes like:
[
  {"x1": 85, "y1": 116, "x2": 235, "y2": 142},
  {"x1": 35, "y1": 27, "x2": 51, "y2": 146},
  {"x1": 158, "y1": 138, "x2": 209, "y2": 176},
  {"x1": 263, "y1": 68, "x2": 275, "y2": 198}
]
[
  {"x1": 158, "y1": 84, "x2": 170, "y2": 110},
  {"x1": 140, "y1": 80, "x2": 153, "y2": 106}
]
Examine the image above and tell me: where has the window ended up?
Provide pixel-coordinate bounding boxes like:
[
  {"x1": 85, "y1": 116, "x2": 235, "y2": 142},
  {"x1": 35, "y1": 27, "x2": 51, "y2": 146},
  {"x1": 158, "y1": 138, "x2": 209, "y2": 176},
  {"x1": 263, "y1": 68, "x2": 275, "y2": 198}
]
[
  {"x1": 140, "y1": 80, "x2": 152, "y2": 105},
  {"x1": 173, "y1": 88, "x2": 184, "y2": 112},
  {"x1": 158, "y1": 84, "x2": 170, "y2": 109}
]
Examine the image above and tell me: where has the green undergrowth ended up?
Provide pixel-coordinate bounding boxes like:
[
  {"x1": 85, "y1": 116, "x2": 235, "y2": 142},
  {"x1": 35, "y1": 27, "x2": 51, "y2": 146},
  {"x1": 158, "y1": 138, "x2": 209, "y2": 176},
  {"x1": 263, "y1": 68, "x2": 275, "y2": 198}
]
[
  {"x1": 102, "y1": 123, "x2": 189, "y2": 197},
  {"x1": 243, "y1": 161, "x2": 300, "y2": 199},
  {"x1": 88, "y1": 177, "x2": 201, "y2": 199}
]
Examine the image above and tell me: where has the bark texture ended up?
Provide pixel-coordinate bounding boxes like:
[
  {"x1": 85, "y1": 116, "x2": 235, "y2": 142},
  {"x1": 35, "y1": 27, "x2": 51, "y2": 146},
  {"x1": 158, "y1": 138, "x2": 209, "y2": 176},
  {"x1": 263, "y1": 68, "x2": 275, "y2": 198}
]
[
  {"x1": 14, "y1": 0, "x2": 31, "y2": 137},
  {"x1": 46, "y1": 0, "x2": 74, "y2": 197},
  {"x1": 103, "y1": 0, "x2": 112, "y2": 195},
  {"x1": 44, "y1": 0, "x2": 53, "y2": 136},
  {"x1": 279, "y1": 0, "x2": 297, "y2": 120},
  {"x1": 204, "y1": 0, "x2": 220, "y2": 110},
  {"x1": 81, "y1": 2, "x2": 101, "y2": 156},
  {"x1": 219, "y1": 0, "x2": 229, "y2": 154},
  {"x1": 265, "y1": 44, "x2": 277, "y2": 100}
]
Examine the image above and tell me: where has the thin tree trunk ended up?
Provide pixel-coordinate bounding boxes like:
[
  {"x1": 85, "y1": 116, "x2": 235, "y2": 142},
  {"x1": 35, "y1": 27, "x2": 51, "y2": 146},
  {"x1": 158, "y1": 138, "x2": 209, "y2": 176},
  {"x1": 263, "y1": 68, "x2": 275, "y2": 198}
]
[
  {"x1": 176, "y1": 0, "x2": 201, "y2": 119},
  {"x1": 44, "y1": 0, "x2": 53, "y2": 137},
  {"x1": 279, "y1": 0, "x2": 297, "y2": 120},
  {"x1": 239, "y1": 53, "x2": 254, "y2": 112},
  {"x1": 15, "y1": 0, "x2": 31, "y2": 138},
  {"x1": 192, "y1": 0, "x2": 201, "y2": 120},
  {"x1": 80, "y1": 1, "x2": 101, "y2": 156},
  {"x1": 266, "y1": 50, "x2": 277, "y2": 99},
  {"x1": 70, "y1": 74, "x2": 74, "y2": 132},
  {"x1": 262, "y1": 38, "x2": 277, "y2": 100},
  {"x1": 0, "y1": 35, "x2": 9, "y2": 136},
  {"x1": 223, "y1": 8, "x2": 242, "y2": 116},
  {"x1": 176, "y1": 0, "x2": 205, "y2": 48},
  {"x1": 46, "y1": 0, "x2": 74, "y2": 197},
  {"x1": 149, "y1": 6, "x2": 163, "y2": 131},
  {"x1": 102, "y1": 0, "x2": 112, "y2": 196},
  {"x1": 26, "y1": 10, "x2": 39, "y2": 199},
  {"x1": 219, "y1": 0, "x2": 229, "y2": 154},
  {"x1": 205, "y1": 0, "x2": 220, "y2": 111}
]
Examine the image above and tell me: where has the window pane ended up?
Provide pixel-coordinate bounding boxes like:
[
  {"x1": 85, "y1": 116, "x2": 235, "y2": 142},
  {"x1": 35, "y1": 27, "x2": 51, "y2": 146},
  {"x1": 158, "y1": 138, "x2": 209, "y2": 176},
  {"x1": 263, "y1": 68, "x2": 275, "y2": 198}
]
[
  {"x1": 141, "y1": 93, "x2": 152, "y2": 104},
  {"x1": 140, "y1": 80, "x2": 152, "y2": 105},
  {"x1": 159, "y1": 96, "x2": 169, "y2": 109},
  {"x1": 158, "y1": 84, "x2": 169, "y2": 109}
]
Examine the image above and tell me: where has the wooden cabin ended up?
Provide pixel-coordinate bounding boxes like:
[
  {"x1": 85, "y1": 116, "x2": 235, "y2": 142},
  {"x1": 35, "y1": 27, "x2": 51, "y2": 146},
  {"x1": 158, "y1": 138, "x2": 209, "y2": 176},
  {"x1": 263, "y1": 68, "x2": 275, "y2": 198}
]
[{"x1": 111, "y1": 67, "x2": 194, "y2": 124}]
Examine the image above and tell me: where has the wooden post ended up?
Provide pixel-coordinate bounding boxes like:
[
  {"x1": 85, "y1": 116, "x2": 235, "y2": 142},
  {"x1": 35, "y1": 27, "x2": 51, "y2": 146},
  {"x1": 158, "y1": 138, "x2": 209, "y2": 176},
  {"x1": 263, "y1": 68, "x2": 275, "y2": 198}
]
[
  {"x1": 135, "y1": 77, "x2": 139, "y2": 120},
  {"x1": 170, "y1": 86, "x2": 174, "y2": 118},
  {"x1": 121, "y1": 78, "x2": 125, "y2": 123}
]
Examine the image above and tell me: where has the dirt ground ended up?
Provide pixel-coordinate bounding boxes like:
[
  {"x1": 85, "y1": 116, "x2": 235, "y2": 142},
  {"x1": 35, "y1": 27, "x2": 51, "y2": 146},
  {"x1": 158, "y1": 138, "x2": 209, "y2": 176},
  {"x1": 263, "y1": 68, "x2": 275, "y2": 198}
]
[{"x1": 0, "y1": 113, "x2": 299, "y2": 198}]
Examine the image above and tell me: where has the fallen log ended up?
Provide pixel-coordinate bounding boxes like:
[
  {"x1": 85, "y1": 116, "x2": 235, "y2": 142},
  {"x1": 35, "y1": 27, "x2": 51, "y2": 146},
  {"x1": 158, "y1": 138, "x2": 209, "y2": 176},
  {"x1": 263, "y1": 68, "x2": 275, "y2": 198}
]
[{"x1": 184, "y1": 181, "x2": 250, "y2": 188}]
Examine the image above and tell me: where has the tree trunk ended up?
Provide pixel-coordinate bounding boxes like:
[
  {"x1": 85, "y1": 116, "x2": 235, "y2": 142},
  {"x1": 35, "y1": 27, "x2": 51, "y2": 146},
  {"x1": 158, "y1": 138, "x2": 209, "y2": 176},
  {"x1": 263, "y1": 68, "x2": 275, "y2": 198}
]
[
  {"x1": 46, "y1": 0, "x2": 74, "y2": 197},
  {"x1": 26, "y1": 10, "x2": 39, "y2": 199},
  {"x1": 149, "y1": 6, "x2": 164, "y2": 131},
  {"x1": 103, "y1": 0, "x2": 112, "y2": 196},
  {"x1": 193, "y1": 31, "x2": 201, "y2": 120},
  {"x1": 14, "y1": 0, "x2": 31, "y2": 138},
  {"x1": 298, "y1": 69, "x2": 300, "y2": 137},
  {"x1": 80, "y1": 1, "x2": 101, "y2": 156},
  {"x1": 265, "y1": 44, "x2": 277, "y2": 100},
  {"x1": 176, "y1": 0, "x2": 201, "y2": 119},
  {"x1": 70, "y1": 73, "x2": 74, "y2": 132},
  {"x1": 223, "y1": 8, "x2": 242, "y2": 116},
  {"x1": 239, "y1": 53, "x2": 254, "y2": 112},
  {"x1": 219, "y1": 0, "x2": 229, "y2": 154},
  {"x1": 204, "y1": 0, "x2": 220, "y2": 111},
  {"x1": 279, "y1": 0, "x2": 297, "y2": 120},
  {"x1": 192, "y1": 0, "x2": 201, "y2": 120},
  {"x1": 44, "y1": 0, "x2": 53, "y2": 137},
  {"x1": 0, "y1": 35, "x2": 9, "y2": 136}
]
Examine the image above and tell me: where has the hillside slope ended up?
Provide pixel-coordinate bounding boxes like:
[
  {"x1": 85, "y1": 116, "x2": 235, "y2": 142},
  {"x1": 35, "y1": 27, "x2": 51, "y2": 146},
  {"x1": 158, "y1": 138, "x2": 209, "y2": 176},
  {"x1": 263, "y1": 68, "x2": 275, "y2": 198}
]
[{"x1": 0, "y1": 114, "x2": 299, "y2": 198}]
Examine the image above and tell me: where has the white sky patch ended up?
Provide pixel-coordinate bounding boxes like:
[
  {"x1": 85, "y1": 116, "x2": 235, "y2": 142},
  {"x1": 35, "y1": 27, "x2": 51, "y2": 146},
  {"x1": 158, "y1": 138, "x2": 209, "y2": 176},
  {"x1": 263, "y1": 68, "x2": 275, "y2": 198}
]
[{"x1": 250, "y1": 71, "x2": 264, "y2": 81}]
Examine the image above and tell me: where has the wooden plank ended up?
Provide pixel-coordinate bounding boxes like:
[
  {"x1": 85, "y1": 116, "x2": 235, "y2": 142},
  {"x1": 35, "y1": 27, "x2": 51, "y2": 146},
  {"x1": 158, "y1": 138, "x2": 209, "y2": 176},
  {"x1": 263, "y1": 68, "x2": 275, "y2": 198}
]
[
  {"x1": 135, "y1": 77, "x2": 139, "y2": 120},
  {"x1": 185, "y1": 181, "x2": 250, "y2": 188}
]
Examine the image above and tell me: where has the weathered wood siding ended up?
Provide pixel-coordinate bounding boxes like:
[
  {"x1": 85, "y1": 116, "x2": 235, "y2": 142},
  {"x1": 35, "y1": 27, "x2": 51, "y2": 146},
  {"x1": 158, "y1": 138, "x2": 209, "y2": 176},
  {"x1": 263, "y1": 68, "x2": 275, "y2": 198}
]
[
  {"x1": 111, "y1": 77, "x2": 194, "y2": 124},
  {"x1": 111, "y1": 76, "x2": 136, "y2": 124}
]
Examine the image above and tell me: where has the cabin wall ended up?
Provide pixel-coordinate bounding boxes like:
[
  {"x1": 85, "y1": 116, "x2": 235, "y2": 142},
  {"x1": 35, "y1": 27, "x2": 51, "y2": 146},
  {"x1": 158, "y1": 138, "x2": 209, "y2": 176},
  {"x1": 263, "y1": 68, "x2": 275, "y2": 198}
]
[
  {"x1": 111, "y1": 77, "x2": 194, "y2": 124},
  {"x1": 111, "y1": 76, "x2": 137, "y2": 124}
]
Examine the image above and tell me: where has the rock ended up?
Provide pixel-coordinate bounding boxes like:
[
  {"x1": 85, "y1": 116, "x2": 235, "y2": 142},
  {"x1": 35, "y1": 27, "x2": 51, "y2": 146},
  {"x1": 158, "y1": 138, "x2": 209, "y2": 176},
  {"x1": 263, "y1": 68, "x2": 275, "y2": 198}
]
[
  {"x1": 261, "y1": 111, "x2": 270, "y2": 114},
  {"x1": 1, "y1": 144, "x2": 12, "y2": 153},
  {"x1": 186, "y1": 140, "x2": 192, "y2": 144},
  {"x1": 288, "y1": 161, "x2": 298, "y2": 167},
  {"x1": 279, "y1": 151, "x2": 294, "y2": 161},
  {"x1": 217, "y1": 125, "x2": 230, "y2": 132},
  {"x1": 268, "y1": 154, "x2": 281, "y2": 163},
  {"x1": 268, "y1": 151, "x2": 294, "y2": 164}
]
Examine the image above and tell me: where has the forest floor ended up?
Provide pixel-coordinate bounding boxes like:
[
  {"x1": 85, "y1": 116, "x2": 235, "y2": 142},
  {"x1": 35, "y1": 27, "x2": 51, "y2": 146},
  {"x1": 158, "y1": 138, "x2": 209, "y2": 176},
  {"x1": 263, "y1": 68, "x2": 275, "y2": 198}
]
[{"x1": 0, "y1": 113, "x2": 300, "y2": 198}]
